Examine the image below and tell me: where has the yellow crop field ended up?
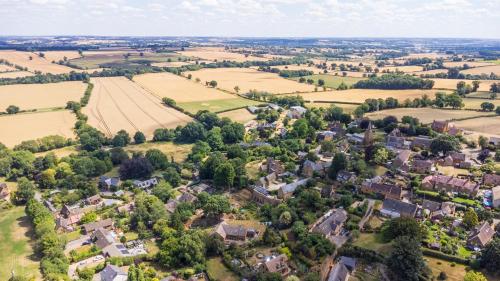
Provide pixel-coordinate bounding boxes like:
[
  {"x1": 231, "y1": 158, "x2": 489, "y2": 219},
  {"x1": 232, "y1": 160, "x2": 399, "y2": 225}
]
[
  {"x1": 453, "y1": 116, "x2": 500, "y2": 137},
  {"x1": 0, "y1": 110, "x2": 76, "y2": 147},
  {"x1": 379, "y1": 65, "x2": 424, "y2": 73},
  {"x1": 290, "y1": 89, "x2": 447, "y2": 103},
  {"x1": 271, "y1": 64, "x2": 324, "y2": 74},
  {"x1": 178, "y1": 47, "x2": 268, "y2": 62},
  {"x1": 184, "y1": 67, "x2": 316, "y2": 94},
  {"x1": 134, "y1": 72, "x2": 236, "y2": 102},
  {"x1": 461, "y1": 65, "x2": 500, "y2": 76},
  {"x1": 0, "y1": 65, "x2": 16, "y2": 72},
  {"x1": 0, "y1": 81, "x2": 86, "y2": 110},
  {"x1": 217, "y1": 108, "x2": 256, "y2": 123},
  {"x1": 432, "y1": 79, "x2": 500, "y2": 91},
  {"x1": 41, "y1": 51, "x2": 82, "y2": 62},
  {"x1": 462, "y1": 99, "x2": 500, "y2": 110},
  {"x1": 365, "y1": 108, "x2": 487, "y2": 124},
  {"x1": 151, "y1": 61, "x2": 193, "y2": 67},
  {"x1": 0, "y1": 71, "x2": 34, "y2": 79},
  {"x1": 0, "y1": 50, "x2": 76, "y2": 74},
  {"x1": 443, "y1": 61, "x2": 495, "y2": 68},
  {"x1": 83, "y1": 77, "x2": 193, "y2": 138}
]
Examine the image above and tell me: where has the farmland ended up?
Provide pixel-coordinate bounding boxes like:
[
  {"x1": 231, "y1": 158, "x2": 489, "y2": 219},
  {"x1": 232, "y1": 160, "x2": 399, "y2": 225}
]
[
  {"x1": 217, "y1": 108, "x2": 256, "y2": 123},
  {"x1": 0, "y1": 81, "x2": 86, "y2": 110},
  {"x1": 453, "y1": 116, "x2": 500, "y2": 136},
  {"x1": 41, "y1": 50, "x2": 82, "y2": 62},
  {"x1": 461, "y1": 65, "x2": 500, "y2": 76},
  {"x1": 134, "y1": 72, "x2": 236, "y2": 102},
  {"x1": 178, "y1": 98, "x2": 261, "y2": 114},
  {"x1": 0, "y1": 50, "x2": 76, "y2": 74},
  {"x1": 178, "y1": 47, "x2": 267, "y2": 62},
  {"x1": 305, "y1": 102, "x2": 359, "y2": 113},
  {"x1": 290, "y1": 74, "x2": 364, "y2": 89},
  {"x1": 0, "y1": 207, "x2": 41, "y2": 281},
  {"x1": 289, "y1": 89, "x2": 447, "y2": 104},
  {"x1": 365, "y1": 108, "x2": 489, "y2": 124},
  {"x1": 69, "y1": 50, "x2": 184, "y2": 69},
  {"x1": 83, "y1": 77, "x2": 193, "y2": 138},
  {"x1": 432, "y1": 78, "x2": 500, "y2": 91},
  {"x1": 0, "y1": 71, "x2": 34, "y2": 79},
  {"x1": 462, "y1": 98, "x2": 500, "y2": 110},
  {"x1": 184, "y1": 67, "x2": 316, "y2": 94},
  {"x1": 442, "y1": 61, "x2": 495, "y2": 68},
  {"x1": 0, "y1": 110, "x2": 76, "y2": 147}
]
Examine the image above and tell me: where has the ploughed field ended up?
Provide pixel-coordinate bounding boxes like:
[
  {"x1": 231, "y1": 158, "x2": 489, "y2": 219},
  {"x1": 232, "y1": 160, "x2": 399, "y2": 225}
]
[{"x1": 83, "y1": 77, "x2": 193, "y2": 138}]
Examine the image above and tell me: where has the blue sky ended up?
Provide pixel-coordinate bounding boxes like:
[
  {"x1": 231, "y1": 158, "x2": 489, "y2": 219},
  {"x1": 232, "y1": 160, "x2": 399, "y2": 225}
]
[{"x1": 1, "y1": 0, "x2": 499, "y2": 38}]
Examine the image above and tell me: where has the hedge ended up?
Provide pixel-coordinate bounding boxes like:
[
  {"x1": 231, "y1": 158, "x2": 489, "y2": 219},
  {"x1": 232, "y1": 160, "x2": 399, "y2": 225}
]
[{"x1": 422, "y1": 248, "x2": 470, "y2": 265}]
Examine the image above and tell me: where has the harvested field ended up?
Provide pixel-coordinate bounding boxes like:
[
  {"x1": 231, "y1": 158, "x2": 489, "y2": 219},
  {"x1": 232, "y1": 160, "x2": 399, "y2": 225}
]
[
  {"x1": 462, "y1": 98, "x2": 500, "y2": 110},
  {"x1": 271, "y1": 64, "x2": 324, "y2": 74},
  {"x1": 0, "y1": 71, "x2": 34, "y2": 79},
  {"x1": 0, "y1": 81, "x2": 86, "y2": 110},
  {"x1": 71, "y1": 51, "x2": 181, "y2": 69},
  {"x1": 443, "y1": 61, "x2": 495, "y2": 68},
  {"x1": 413, "y1": 69, "x2": 448, "y2": 75},
  {"x1": 41, "y1": 51, "x2": 82, "y2": 62},
  {"x1": 403, "y1": 53, "x2": 451, "y2": 59},
  {"x1": 461, "y1": 65, "x2": 500, "y2": 76},
  {"x1": 151, "y1": 61, "x2": 193, "y2": 67},
  {"x1": 453, "y1": 116, "x2": 500, "y2": 136},
  {"x1": 178, "y1": 98, "x2": 261, "y2": 114},
  {"x1": 0, "y1": 50, "x2": 76, "y2": 74},
  {"x1": 0, "y1": 110, "x2": 76, "y2": 147},
  {"x1": 432, "y1": 78, "x2": 500, "y2": 91},
  {"x1": 329, "y1": 71, "x2": 366, "y2": 78},
  {"x1": 0, "y1": 65, "x2": 16, "y2": 72},
  {"x1": 134, "y1": 72, "x2": 236, "y2": 102},
  {"x1": 379, "y1": 65, "x2": 424, "y2": 73},
  {"x1": 178, "y1": 47, "x2": 267, "y2": 62},
  {"x1": 218, "y1": 108, "x2": 256, "y2": 123},
  {"x1": 290, "y1": 89, "x2": 447, "y2": 104},
  {"x1": 365, "y1": 108, "x2": 488, "y2": 124},
  {"x1": 184, "y1": 67, "x2": 316, "y2": 94},
  {"x1": 83, "y1": 77, "x2": 193, "y2": 138}
]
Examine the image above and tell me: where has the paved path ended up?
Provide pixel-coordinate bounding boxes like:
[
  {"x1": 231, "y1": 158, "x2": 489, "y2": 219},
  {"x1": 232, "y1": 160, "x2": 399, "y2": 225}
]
[
  {"x1": 64, "y1": 235, "x2": 90, "y2": 255},
  {"x1": 358, "y1": 199, "x2": 375, "y2": 229}
]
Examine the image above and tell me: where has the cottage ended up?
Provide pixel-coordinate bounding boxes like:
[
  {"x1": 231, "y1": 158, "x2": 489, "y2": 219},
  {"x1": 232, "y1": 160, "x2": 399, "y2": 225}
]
[
  {"x1": 421, "y1": 175, "x2": 479, "y2": 196},
  {"x1": 99, "y1": 176, "x2": 120, "y2": 190},
  {"x1": 267, "y1": 103, "x2": 281, "y2": 111},
  {"x1": 317, "y1": 131, "x2": 337, "y2": 143},
  {"x1": 393, "y1": 149, "x2": 411, "y2": 169},
  {"x1": 492, "y1": 186, "x2": 500, "y2": 208},
  {"x1": 56, "y1": 205, "x2": 84, "y2": 231},
  {"x1": 287, "y1": 106, "x2": 307, "y2": 119},
  {"x1": 336, "y1": 170, "x2": 356, "y2": 183},
  {"x1": 380, "y1": 198, "x2": 418, "y2": 218},
  {"x1": 177, "y1": 192, "x2": 197, "y2": 203},
  {"x1": 386, "y1": 128, "x2": 408, "y2": 149},
  {"x1": 247, "y1": 106, "x2": 260, "y2": 114},
  {"x1": 411, "y1": 136, "x2": 433, "y2": 150},
  {"x1": 0, "y1": 183, "x2": 10, "y2": 200},
  {"x1": 468, "y1": 222, "x2": 495, "y2": 248},
  {"x1": 412, "y1": 159, "x2": 434, "y2": 174},
  {"x1": 92, "y1": 228, "x2": 116, "y2": 249},
  {"x1": 302, "y1": 160, "x2": 328, "y2": 177},
  {"x1": 116, "y1": 202, "x2": 134, "y2": 214},
  {"x1": 133, "y1": 178, "x2": 158, "y2": 189},
  {"x1": 165, "y1": 199, "x2": 179, "y2": 213},
  {"x1": 431, "y1": 120, "x2": 449, "y2": 133},
  {"x1": 85, "y1": 194, "x2": 102, "y2": 206},
  {"x1": 261, "y1": 157, "x2": 285, "y2": 175},
  {"x1": 83, "y1": 218, "x2": 114, "y2": 234},
  {"x1": 327, "y1": 257, "x2": 356, "y2": 281},
  {"x1": 251, "y1": 187, "x2": 282, "y2": 206},
  {"x1": 264, "y1": 254, "x2": 291, "y2": 277},
  {"x1": 102, "y1": 243, "x2": 131, "y2": 258},
  {"x1": 190, "y1": 182, "x2": 211, "y2": 194},
  {"x1": 99, "y1": 264, "x2": 128, "y2": 281},
  {"x1": 278, "y1": 178, "x2": 309, "y2": 199},
  {"x1": 422, "y1": 200, "x2": 455, "y2": 219},
  {"x1": 346, "y1": 133, "x2": 365, "y2": 144},
  {"x1": 327, "y1": 121, "x2": 346, "y2": 138},
  {"x1": 213, "y1": 221, "x2": 256, "y2": 244},
  {"x1": 483, "y1": 174, "x2": 500, "y2": 187},
  {"x1": 361, "y1": 182, "x2": 402, "y2": 200},
  {"x1": 312, "y1": 209, "x2": 348, "y2": 237}
]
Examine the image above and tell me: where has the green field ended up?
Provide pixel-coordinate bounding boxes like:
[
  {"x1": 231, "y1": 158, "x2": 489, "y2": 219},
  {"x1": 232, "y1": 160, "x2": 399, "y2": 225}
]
[
  {"x1": 0, "y1": 207, "x2": 41, "y2": 281},
  {"x1": 353, "y1": 233, "x2": 393, "y2": 255},
  {"x1": 291, "y1": 74, "x2": 364, "y2": 89},
  {"x1": 178, "y1": 98, "x2": 262, "y2": 114},
  {"x1": 206, "y1": 258, "x2": 238, "y2": 281}
]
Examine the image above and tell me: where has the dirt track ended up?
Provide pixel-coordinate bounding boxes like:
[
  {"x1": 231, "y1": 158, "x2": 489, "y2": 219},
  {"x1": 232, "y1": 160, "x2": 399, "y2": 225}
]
[{"x1": 84, "y1": 77, "x2": 193, "y2": 138}]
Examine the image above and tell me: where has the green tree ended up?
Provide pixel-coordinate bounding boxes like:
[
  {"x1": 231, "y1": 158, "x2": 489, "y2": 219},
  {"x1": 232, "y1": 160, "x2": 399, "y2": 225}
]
[
  {"x1": 206, "y1": 127, "x2": 224, "y2": 151},
  {"x1": 214, "y1": 162, "x2": 235, "y2": 189},
  {"x1": 463, "y1": 208, "x2": 479, "y2": 230},
  {"x1": 328, "y1": 152, "x2": 347, "y2": 179},
  {"x1": 480, "y1": 238, "x2": 500, "y2": 273},
  {"x1": 133, "y1": 131, "x2": 146, "y2": 144},
  {"x1": 202, "y1": 194, "x2": 230, "y2": 218},
  {"x1": 480, "y1": 102, "x2": 495, "y2": 112},
  {"x1": 112, "y1": 130, "x2": 131, "y2": 147},
  {"x1": 292, "y1": 118, "x2": 309, "y2": 138},
  {"x1": 221, "y1": 123, "x2": 244, "y2": 144},
  {"x1": 163, "y1": 167, "x2": 181, "y2": 187},
  {"x1": 388, "y1": 236, "x2": 428, "y2": 281},
  {"x1": 209, "y1": 80, "x2": 217, "y2": 87},
  {"x1": 373, "y1": 148, "x2": 389, "y2": 165},
  {"x1": 152, "y1": 180, "x2": 173, "y2": 203},
  {"x1": 279, "y1": 211, "x2": 292, "y2": 226},
  {"x1": 145, "y1": 149, "x2": 169, "y2": 170},
  {"x1": 6, "y1": 105, "x2": 20, "y2": 114},
  {"x1": 14, "y1": 177, "x2": 35, "y2": 204},
  {"x1": 472, "y1": 80, "x2": 480, "y2": 92},
  {"x1": 430, "y1": 135, "x2": 461, "y2": 155},
  {"x1": 464, "y1": 271, "x2": 487, "y2": 281},
  {"x1": 382, "y1": 217, "x2": 424, "y2": 242}
]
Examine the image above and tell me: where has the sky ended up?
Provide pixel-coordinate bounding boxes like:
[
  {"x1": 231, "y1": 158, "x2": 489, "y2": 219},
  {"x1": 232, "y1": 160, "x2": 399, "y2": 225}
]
[{"x1": 1, "y1": 0, "x2": 500, "y2": 38}]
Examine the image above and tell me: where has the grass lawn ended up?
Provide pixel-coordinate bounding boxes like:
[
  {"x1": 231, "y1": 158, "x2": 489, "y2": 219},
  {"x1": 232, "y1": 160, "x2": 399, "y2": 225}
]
[
  {"x1": 245, "y1": 160, "x2": 262, "y2": 181},
  {"x1": 178, "y1": 98, "x2": 262, "y2": 114},
  {"x1": 353, "y1": 233, "x2": 392, "y2": 256},
  {"x1": 206, "y1": 257, "x2": 238, "y2": 281},
  {"x1": 436, "y1": 165, "x2": 469, "y2": 177},
  {"x1": 291, "y1": 74, "x2": 363, "y2": 89},
  {"x1": 124, "y1": 231, "x2": 139, "y2": 241},
  {"x1": 124, "y1": 141, "x2": 193, "y2": 162},
  {"x1": 62, "y1": 230, "x2": 82, "y2": 242},
  {"x1": 452, "y1": 197, "x2": 480, "y2": 208},
  {"x1": 425, "y1": 256, "x2": 467, "y2": 281},
  {"x1": 0, "y1": 206, "x2": 41, "y2": 280}
]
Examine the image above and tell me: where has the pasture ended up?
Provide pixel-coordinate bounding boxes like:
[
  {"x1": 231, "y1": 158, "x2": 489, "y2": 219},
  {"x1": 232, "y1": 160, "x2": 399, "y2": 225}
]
[
  {"x1": 0, "y1": 81, "x2": 86, "y2": 110},
  {"x1": 290, "y1": 74, "x2": 363, "y2": 89},
  {"x1": 0, "y1": 207, "x2": 41, "y2": 281},
  {"x1": 184, "y1": 67, "x2": 316, "y2": 94},
  {"x1": 365, "y1": 108, "x2": 488, "y2": 124},
  {"x1": 462, "y1": 98, "x2": 500, "y2": 110},
  {"x1": 0, "y1": 110, "x2": 76, "y2": 147},
  {"x1": 83, "y1": 77, "x2": 193, "y2": 138},
  {"x1": 461, "y1": 65, "x2": 500, "y2": 76},
  {"x1": 178, "y1": 98, "x2": 261, "y2": 114},
  {"x1": 124, "y1": 142, "x2": 193, "y2": 162},
  {"x1": 70, "y1": 51, "x2": 183, "y2": 69},
  {"x1": 133, "y1": 72, "x2": 236, "y2": 102},
  {"x1": 432, "y1": 78, "x2": 500, "y2": 91},
  {"x1": 0, "y1": 50, "x2": 76, "y2": 74},
  {"x1": 290, "y1": 89, "x2": 447, "y2": 104},
  {"x1": 453, "y1": 116, "x2": 500, "y2": 137},
  {"x1": 178, "y1": 47, "x2": 267, "y2": 62},
  {"x1": 217, "y1": 108, "x2": 257, "y2": 123}
]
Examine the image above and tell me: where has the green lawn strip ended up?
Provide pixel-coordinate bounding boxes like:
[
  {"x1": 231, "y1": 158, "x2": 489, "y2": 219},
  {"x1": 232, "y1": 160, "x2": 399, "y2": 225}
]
[
  {"x1": 353, "y1": 233, "x2": 393, "y2": 256},
  {"x1": 178, "y1": 98, "x2": 262, "y2": 114}
]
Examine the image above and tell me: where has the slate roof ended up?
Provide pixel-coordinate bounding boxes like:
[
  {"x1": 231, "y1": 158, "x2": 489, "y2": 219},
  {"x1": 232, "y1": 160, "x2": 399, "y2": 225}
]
[
  {"x1": 83, "y1": 218, "x2": 114, "y2": 233},
  {"x1": 381, "y1": 198, "x2": 418, "y2": 217},
  {"x1": 100, "y1": 264, "x2": 127, "y2": 281}
]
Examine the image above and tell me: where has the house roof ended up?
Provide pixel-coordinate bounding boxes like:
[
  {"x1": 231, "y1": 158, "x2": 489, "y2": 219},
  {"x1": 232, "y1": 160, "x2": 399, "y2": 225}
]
[
  {"x1": 339, "y1": 256, "x2": 356, "y2": 271},
  {"x1": 280, "y1": 178, "x2": 309, "y2": 194},
  {"x1": 83, "y1": 218, "x2": 114, "y2": 233},
  {"x1": 102, "y1": 243, "x2": 130, "y2": 257},
  {"x1": 313, "y1": 209, "x2": 348, "y2": 236},
  {"x1": 100, "y1": 264, "x2": 127, "y2": 281},
  {"x1": 93, "y1": 228, "x2": 115, "y2": 249},
  {"x1": 367, "y1": 183, "x2": 402, "y2": 198},
  {"x1": 484, "y1": 174, "x2": 500, "y2": 186},
  {"x1": 422, "y1": 200, "x2": 441, "y2": 212},
  {"x1": 432, "y1": 120, "x2": 449, "y2": 131},
  {"x1": 493, "y1": 186, "x2": 500, "y2": 201},
  {"x1": 178, "y1": 192, "x2": 197, "y2": 203},
  {"x1": 327, "y1": 262, "x2": 350, "y2": 281},
  {"x1": 469, "y1": 222, "x2": 495, "y2": 247},
  {"x1": 413, "y1": 159, "x2": 433, "y2": 169},
  {"x1": 382, "y1": 198, "x2": 417, "y2": 217},
  {"x1": 264, "y1": 254, "x2": 289, "y2": 273},
  {"x1": 214, "y1": 221, "x2": 248, "y2": 239}
]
